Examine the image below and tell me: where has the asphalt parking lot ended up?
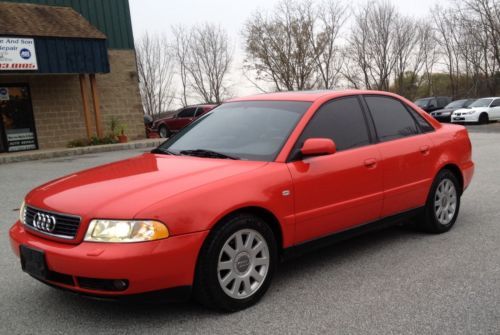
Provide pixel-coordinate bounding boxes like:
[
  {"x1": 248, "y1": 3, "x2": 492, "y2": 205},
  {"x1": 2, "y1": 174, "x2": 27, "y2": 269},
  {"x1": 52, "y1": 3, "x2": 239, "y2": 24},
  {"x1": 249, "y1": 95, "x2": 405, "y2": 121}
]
[{"x1": 0, "y1": 129, "x2": 499, "y2": 335}]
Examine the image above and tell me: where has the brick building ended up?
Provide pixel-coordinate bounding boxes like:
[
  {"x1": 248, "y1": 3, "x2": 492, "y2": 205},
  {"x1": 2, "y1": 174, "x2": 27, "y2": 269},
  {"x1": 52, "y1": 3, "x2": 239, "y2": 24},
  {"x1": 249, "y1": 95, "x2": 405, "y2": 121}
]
[{"x1": 0, "y1": 0, "x2": 144, "y2": 153}]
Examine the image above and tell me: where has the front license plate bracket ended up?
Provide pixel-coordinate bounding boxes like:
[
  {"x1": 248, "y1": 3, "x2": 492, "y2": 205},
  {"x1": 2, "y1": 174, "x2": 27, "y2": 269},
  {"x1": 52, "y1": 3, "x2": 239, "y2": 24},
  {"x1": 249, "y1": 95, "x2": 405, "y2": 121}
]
[{"x1": 20, "y1": 245, "x2": 48, "y2": 280}]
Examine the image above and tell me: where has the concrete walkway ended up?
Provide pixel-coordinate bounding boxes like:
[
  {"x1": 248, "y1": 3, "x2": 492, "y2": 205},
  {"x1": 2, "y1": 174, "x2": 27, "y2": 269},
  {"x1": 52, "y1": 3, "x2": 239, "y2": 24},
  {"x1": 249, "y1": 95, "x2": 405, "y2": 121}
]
[{"x1": 0, "y1": 138, "x2": 164, "y2": 164}]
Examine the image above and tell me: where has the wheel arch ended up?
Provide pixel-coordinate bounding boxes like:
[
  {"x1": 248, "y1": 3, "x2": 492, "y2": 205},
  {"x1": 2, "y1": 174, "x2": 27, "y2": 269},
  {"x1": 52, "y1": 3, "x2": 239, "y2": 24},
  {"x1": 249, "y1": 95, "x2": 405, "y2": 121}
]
[
  {"x1": 437, "y1": 163, "x2": 464, "y2": 195},
  {"x1": 479, "y1": 112, "x2": 489, "y2": 123},
  {"x1": 206, "y1": 206, "x2": 284, "y2": 253}
]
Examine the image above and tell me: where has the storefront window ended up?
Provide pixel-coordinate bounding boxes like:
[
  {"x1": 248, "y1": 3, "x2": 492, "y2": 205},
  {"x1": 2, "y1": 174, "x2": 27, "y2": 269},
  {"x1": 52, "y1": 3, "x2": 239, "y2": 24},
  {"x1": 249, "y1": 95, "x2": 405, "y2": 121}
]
[{"x1": 0, "y1": 85, "x2": 38, "y2": 153}]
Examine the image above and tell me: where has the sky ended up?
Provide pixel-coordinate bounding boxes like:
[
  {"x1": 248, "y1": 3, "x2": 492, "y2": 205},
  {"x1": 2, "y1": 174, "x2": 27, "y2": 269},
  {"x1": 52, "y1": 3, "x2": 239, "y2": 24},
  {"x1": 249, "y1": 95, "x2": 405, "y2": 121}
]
[{"x1": 128, "y1": 0, "x2": 440, "y2": 104}]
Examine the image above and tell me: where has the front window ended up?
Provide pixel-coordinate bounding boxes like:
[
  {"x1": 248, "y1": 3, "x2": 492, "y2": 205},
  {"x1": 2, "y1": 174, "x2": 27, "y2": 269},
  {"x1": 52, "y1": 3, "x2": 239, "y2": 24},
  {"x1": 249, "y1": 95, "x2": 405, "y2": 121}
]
[
  {"x1": 157, "y1": 101, "x2": 311, "y2": 161},
  {"x1": 294, "y1": 96, "x2": 370, "y2": 153},
  {"x1": 470, "y1": 98, "x2": 493, "y2": 108}
]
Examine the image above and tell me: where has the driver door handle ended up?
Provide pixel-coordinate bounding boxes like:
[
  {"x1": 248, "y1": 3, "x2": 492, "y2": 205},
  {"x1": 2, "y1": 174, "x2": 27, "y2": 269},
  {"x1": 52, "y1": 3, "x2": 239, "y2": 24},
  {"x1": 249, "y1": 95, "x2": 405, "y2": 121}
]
[
  {"x1": 364, "y1": 158, "x2": 377, "y2": 169},
  {"x1": 420, "y1": 145, "x2": 430, "y2": 155}
]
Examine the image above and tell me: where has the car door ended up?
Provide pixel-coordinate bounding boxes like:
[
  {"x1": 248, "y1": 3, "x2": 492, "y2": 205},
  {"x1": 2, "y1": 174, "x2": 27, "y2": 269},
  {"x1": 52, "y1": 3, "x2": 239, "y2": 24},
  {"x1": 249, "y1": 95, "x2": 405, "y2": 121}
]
[
  {"x1": 170, "y1": 107, "x2": 198, "y2": 131},
  {"x1": 287, "y1": 96, "x2": 384, "y2": 243},
  {"x1": 489, "y1": 99, "x2": 500, "y2": 120},
  {"x1": 363, "y1": 95, "x2": 436, "y2": 217}
]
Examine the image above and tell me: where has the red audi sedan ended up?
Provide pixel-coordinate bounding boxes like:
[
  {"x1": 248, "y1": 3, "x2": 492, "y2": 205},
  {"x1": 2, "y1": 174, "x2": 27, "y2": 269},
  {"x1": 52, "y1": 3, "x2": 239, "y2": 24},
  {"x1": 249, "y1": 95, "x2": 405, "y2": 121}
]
[{"x1": 9, "y1": 90, "x2": 474, "y2": 311}]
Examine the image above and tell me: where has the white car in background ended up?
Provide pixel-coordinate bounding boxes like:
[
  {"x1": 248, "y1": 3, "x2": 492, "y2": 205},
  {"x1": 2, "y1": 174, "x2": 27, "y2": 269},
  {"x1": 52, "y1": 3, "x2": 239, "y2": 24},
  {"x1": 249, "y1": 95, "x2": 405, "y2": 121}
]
[{"x1": 451, "y1": 97, "x2": 500, "y2": 124}]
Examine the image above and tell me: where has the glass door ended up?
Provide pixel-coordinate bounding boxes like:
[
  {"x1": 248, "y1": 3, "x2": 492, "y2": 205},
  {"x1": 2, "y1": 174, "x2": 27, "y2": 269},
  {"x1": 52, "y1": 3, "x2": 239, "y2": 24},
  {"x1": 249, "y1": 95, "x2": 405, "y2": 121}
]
[{"x1": 0, "y1": 85, "x2": 38, "y2": 153}]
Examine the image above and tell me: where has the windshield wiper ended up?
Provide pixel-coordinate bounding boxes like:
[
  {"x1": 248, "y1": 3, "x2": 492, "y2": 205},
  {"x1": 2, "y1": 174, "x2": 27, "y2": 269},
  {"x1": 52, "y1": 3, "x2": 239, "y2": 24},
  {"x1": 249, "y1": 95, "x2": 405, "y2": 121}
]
[
  {"x1": 151, "y1": 148, "x2": 178, "y2": 155},
  {"x1": 180, "y1": 149, "x2": 240, "y2": 160}
]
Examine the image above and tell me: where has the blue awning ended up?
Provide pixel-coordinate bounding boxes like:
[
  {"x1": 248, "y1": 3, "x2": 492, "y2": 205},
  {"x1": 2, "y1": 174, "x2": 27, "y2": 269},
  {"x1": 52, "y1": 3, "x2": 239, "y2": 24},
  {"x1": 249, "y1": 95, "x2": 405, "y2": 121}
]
[{"x1": 0, "y1": 2, "x2": 110, "y2": 74}]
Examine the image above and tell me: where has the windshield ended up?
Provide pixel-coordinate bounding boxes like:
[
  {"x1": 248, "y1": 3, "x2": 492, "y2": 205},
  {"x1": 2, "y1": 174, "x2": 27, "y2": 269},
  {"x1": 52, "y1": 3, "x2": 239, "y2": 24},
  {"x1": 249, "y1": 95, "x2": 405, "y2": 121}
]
[
  {"x1": 470, "y1": 98, "x2": 493, "y2": 108},
  {"x1": 157, "y1": 101, "x2": 311, "y2": 161},
  {"x1": 445, "y1": 100, "x2": 468, "y2": 109},
  {"x1": 415, "y1": 98, "x2": 431, "y2": 108}
]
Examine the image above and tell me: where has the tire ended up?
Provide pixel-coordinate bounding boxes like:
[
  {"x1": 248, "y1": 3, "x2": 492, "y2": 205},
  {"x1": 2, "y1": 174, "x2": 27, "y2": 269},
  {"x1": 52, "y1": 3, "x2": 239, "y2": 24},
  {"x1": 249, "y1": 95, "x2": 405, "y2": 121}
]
[
  {"x1": 159, "y1": 125, "x2": 170, "y2": 138},
  {"x1": 418, "y1": 169, "x2": 461, "y2": 234},
  {"x1": 194, "y1": 213, "x2": 277, "y2": 312},
  {"x1": 479, "y1": 113, "x2": 489, "y2": 125}
]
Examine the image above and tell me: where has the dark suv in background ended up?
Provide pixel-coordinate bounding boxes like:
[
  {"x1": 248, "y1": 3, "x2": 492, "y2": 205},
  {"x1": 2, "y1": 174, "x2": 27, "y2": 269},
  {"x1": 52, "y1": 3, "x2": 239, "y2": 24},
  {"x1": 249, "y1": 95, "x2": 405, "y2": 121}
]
[
  {"x1": 150, "y1": 104, "x2": 217, "y2": 138},
  {"x1": 414, "y1": 97, "x2": 451, "y2": 113},
  {"x1": 430, "y1": 99, "x2": 476, "y2": 122}
]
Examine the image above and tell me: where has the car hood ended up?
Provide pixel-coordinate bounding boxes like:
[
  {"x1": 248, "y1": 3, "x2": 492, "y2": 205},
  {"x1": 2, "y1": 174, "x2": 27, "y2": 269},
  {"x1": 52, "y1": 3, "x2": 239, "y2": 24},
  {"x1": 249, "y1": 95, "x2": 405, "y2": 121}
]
[
  {"x1": 153, "y1": 116, "x2": 174, "y2": 125},
  {"x1": 26, "y1": 153, "x2": 268, "y2": 218},
  {"x1": 453, "y1": 107, "x2": 488, "y2": 114},
  {"x1": 432, "y1": 108, "x2": 454, "y2": 115}
]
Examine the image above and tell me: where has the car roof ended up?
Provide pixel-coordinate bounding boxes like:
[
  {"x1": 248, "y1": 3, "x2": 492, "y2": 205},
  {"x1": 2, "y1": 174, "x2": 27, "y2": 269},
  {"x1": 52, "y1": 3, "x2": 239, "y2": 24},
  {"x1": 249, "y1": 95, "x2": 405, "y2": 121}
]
[
  {"x1": 179, "y1": 104, "x2": 217, "y2": 109},
  {"x1": 227, "y1": 89, "x2": 402, "y2": 103},
  {"x1": 416, "y1": 96, "x2": 450, "y2": 99}
]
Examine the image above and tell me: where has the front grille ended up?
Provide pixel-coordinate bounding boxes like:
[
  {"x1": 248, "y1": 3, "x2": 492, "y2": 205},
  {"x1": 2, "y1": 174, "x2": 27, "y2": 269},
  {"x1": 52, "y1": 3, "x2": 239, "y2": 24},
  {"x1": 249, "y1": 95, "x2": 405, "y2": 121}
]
[{"x1": 24, "y1": 206, "x2": 81, "y2": 239}]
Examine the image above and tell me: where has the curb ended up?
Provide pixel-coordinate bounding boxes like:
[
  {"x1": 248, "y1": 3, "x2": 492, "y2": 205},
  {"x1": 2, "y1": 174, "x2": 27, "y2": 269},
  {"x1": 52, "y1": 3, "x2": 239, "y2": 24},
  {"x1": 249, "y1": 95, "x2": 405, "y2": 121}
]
[{"x1": 0, "y1": 139, "x2": 164, "y2": 165}]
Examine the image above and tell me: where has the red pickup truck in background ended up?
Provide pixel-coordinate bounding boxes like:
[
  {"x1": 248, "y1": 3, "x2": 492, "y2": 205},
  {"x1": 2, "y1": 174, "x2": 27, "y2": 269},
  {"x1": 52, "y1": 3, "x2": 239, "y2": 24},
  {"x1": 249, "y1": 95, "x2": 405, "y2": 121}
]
[{"x1": 149, "y1": 104, "x2": 217, "y2": 138}]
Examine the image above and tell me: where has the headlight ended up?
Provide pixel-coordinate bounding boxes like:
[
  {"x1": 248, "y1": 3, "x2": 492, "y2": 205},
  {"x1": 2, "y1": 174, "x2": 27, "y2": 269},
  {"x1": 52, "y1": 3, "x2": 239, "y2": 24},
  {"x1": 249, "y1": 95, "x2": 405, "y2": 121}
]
[
  {"x1": 462, "y1": 110, "x2": 476, "y2": 115},
  {"x1": 19, "y1": 201, "x2": 26, "y2": 224},
  {"x1": 84, "y1": 220, "x2": 169, "y2": 243}
]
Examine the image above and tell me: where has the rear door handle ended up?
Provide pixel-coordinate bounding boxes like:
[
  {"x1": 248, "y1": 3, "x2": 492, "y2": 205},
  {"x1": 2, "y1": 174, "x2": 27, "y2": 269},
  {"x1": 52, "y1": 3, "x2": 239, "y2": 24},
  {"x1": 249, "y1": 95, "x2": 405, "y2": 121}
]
[
  {"x1": 364, "y1": 158, "x2": 377, "y2": 169},
  {"x1": 420, "y1": 145, "x2": 430, "y2": 155}
]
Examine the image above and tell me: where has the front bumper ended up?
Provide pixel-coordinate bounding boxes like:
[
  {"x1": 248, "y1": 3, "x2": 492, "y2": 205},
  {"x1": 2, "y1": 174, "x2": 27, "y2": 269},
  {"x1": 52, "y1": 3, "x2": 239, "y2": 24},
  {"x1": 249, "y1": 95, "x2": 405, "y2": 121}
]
[
  {"x1": 451, "y1": 114, "x2": 479, "y2": 123},
  {"x1": 9, "y1": 221, "x2": 208, "y2": 297}
]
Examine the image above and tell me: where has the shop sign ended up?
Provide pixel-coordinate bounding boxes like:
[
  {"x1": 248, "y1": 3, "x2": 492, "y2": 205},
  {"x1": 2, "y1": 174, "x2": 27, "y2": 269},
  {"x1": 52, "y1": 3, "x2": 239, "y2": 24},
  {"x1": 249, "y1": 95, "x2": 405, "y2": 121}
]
[
  {"x1": 0, "y1": 37, "x2": 38, "y2": 71},
  {"x1": 0, "y1": 87, "x2": 9, "y2": 100},
  {"x1": 6, "y1": 130, "x2": 37, "y2": 152}
]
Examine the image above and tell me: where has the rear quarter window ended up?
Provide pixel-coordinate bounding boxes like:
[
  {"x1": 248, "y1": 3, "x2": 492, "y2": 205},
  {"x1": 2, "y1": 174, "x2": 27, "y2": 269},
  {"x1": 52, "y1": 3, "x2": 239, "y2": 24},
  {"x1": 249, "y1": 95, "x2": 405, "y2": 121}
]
[{"x1": 405, "y1": 105, "x2": 435, "y2": 133}]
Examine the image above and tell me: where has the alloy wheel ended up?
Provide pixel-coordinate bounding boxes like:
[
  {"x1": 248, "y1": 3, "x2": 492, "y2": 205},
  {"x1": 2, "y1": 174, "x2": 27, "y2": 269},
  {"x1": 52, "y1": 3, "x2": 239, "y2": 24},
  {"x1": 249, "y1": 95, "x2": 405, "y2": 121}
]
[
  {"x1": 217, "y1": 229, "x2": 270, "y2": 300},
  {"x1": 434, "y1": 178, "x2": 457, "y2": 226}
]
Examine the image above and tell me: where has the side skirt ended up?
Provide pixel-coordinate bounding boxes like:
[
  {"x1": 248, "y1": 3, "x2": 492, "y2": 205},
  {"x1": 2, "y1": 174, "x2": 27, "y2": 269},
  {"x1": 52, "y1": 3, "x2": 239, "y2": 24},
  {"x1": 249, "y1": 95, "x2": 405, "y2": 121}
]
[{"x1": 282, "y1": 207, "x2": 424, "y2": 261}]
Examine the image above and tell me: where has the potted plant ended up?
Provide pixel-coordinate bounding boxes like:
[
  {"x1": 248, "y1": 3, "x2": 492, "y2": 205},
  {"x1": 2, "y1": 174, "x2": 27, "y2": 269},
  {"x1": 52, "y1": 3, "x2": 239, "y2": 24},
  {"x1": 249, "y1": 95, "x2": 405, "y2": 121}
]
[
  {"x1": 109, "y1": 117, "x2": 128, "y2": 143},
  {"x1": 117, "y1": 123, "x2": 128, "y2": 143}
]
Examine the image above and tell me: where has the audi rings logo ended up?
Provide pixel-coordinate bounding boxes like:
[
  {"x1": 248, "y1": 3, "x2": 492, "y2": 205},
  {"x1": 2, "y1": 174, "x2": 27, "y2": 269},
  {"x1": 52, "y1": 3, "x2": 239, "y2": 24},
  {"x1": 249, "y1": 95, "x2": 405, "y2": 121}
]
[{"x1": 33, "y1": 213, "x2": 57, "y2": 233}]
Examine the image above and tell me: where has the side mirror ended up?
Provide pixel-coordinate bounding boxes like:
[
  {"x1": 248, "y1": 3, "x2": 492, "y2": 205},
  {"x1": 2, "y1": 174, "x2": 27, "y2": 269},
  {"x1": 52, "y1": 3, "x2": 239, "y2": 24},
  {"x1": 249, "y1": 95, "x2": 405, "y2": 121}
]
[{"x1": 301, "y1": 138, "x2": 336, "y2": 157}]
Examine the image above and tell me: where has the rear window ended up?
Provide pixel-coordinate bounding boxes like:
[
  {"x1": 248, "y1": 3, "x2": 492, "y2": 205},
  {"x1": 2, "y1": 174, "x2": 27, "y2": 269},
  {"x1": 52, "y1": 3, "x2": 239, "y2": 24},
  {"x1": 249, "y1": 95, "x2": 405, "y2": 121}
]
[{"x1": 365, "y1": 96, "x2": 420, "y2": 142}]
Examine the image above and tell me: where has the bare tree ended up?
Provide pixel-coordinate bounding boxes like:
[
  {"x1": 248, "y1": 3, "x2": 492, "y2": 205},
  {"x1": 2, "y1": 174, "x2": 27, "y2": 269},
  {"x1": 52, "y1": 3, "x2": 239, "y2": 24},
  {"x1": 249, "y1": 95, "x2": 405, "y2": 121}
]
[
  {"x1": 186, "y1": 23, "x2": 233, "y2": 104},
  {"x1": 345, "y1": 1, "x2": 400, "y2": 90},
  {"x1": 243, "y1": 0, "x2": 317, "y2": 91},
  {"x1": 418, "y1": 21, "x2": 439, "y2": 96},
  {"x1": 172, "y1": 26, "x2": 190, "y2": 107},
  {"x1": 458, "y1": 0, "x2": 500, "y2": 95},
  {"x1": 310, "y1": 0, "x2": 348, "y2": 89},
  {"x1": 392, "y1": 17, "x2": 418, "y2": 96},
  {"x1": 433, "y1": 6, "x2": 464, "y2": 98},
  {"x1": 391, "y1": 18, "x2": 437, "y2": 99},
  {"x1": 136, "y1": 33, "x2": 175, "y2": 118},
  {"x1": 431, "y1": 1, "x2": 500, "y2": 97}
]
